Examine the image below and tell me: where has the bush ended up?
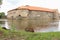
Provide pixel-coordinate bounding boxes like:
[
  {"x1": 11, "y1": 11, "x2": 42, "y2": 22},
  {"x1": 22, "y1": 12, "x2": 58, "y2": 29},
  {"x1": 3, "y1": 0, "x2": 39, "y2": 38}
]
[{"x1": 0, "y1": 27, "x2": 60, "y2": 40}]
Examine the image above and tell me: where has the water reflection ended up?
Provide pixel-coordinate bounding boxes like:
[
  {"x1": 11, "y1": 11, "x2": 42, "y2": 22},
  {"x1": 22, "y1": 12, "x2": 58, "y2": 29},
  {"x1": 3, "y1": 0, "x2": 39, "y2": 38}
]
[
  {"x1": 0, "y1": 21, "x2": 5, "y2": 27},
  {"x1": 5, "y1": 21, "x2": 10, "y2": 29},
  {"x1": 0, "y1": 19, "x2": 10, "y2": 29},
  {"x1": 34, "y1": 21, "x2": 59, "y2": 32},
  {"x1": 0, "y1": 19, "x2": 59, "y2": 32},
  {"x1": 58, "y1": 20, "x2": 60, "y2": 31}
]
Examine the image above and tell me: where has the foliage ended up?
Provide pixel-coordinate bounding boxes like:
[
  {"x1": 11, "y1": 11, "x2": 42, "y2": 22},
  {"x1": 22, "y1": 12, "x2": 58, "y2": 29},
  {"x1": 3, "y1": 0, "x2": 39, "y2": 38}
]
[
  {"x1": 0, "y1": 27, "x2": 60, "y2": 40},
  {"x1": 0, "y1": 12, "x2": 5, "y2": 16},
  {"x1": 0, "y1": 0, "x2": 2, "y2": 5},
  {"x1": 0, "y1": 12, "x2": 5, "y2": 18}
]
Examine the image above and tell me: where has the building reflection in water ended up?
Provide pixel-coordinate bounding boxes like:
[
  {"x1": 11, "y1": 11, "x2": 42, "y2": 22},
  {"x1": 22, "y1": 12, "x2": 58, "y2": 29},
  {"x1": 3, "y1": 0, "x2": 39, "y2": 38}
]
[
  {"x1": 0, "y1": 19, "x2": 59, "y2": 32},
  {"x1": 7, "y1": 19, "x2": 59, "y2": 32},
  {"x1": 4, "y1": 20, "x2": 10, "y2": 29},
  {"x1": 0, "y1": 20, "x2": 10, "y2": 29}
]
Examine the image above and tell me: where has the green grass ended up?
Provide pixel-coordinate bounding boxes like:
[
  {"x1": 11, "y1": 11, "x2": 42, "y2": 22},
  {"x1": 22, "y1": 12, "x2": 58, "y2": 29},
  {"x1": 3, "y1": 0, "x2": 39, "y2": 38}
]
[{"x1": 0, "y1": 27, "x2": 60, "y2": 40}]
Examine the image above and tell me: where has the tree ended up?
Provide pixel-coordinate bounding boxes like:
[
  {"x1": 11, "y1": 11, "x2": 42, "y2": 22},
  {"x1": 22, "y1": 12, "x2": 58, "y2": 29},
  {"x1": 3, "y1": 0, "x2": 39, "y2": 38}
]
[
  {"x1": 0, "y1": 0, "x2": 2, "y2": 8},
  {"x1": 0, "y1": 12, "x2": 5, "y2": 18}
]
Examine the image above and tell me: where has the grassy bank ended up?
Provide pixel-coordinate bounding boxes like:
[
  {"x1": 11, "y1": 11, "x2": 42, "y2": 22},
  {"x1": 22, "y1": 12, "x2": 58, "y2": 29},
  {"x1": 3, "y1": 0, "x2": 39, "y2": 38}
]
[{"x1": 0, "y1": 27, "x2": 60, "y2": 40}]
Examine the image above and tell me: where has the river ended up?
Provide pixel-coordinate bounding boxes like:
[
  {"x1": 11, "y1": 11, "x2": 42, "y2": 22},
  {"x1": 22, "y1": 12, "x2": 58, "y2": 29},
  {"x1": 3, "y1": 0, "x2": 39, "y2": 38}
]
[{"x1": 0, "y1": 19, "x2": 59, "y2": 32}]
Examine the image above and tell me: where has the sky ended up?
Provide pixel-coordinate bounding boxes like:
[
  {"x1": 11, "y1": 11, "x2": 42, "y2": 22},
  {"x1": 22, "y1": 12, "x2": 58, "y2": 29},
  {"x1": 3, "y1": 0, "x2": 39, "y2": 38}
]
[{"x1": 0, "y1": 0, "x2": 60, "y2": 15}]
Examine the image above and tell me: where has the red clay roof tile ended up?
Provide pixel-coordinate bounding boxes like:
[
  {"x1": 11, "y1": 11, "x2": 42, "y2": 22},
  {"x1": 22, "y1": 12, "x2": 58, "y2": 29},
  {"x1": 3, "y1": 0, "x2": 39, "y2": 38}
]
[
  {"x1": 16, "y1": 6, "x2": 55, "y2": 12},
  {"x1": 8, "y1": 5, "x2": 57, "y2": 13}
]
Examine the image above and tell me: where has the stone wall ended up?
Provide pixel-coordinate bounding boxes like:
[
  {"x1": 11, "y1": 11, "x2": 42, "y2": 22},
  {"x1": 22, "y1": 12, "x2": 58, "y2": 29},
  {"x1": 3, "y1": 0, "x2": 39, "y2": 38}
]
[
  {"x1": 28, "y1": 10, "x2": 53, "y2": 20},
  {"x1": 7, "y1": 9, "x2": 59, "y2": 21},
  {"x1": 27, "y1": 10, "x2": 54, "y2": 25},
  {"x1": 7, "y1": 10, "x2": 17, "y2": 19},
  {"x1": 53, "y1": 10, "x2": 59, "y2": 21},
  {"x1": 7, "y1": 9, "x2": 29, "y2": 19}
]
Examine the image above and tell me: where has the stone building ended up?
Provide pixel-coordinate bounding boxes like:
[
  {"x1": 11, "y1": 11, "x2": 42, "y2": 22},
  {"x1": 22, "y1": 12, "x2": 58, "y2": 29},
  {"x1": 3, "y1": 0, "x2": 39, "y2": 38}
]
[{"x1": 7, "y1": 5, "x2": 59, "y2": 21}]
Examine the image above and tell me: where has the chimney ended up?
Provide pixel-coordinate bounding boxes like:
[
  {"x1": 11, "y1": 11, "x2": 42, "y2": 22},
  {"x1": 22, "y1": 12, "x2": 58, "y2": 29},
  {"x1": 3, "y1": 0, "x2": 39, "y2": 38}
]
[{"x1": 25, "y1": 5, "x2": 29, "y2": 6}]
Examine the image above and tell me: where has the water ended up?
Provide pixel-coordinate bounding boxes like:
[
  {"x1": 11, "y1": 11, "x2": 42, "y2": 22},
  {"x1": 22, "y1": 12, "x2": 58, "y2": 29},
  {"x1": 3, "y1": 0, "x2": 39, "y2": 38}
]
[{"x1": 0, "y1": 19, "x2": 60, "y2": 32}]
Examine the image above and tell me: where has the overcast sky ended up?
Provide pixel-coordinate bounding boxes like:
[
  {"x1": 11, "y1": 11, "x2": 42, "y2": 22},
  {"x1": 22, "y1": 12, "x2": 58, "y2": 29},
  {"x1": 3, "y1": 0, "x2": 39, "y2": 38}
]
[{"x1": 0, "y1": 0, "x2": 60, "y2": 15}]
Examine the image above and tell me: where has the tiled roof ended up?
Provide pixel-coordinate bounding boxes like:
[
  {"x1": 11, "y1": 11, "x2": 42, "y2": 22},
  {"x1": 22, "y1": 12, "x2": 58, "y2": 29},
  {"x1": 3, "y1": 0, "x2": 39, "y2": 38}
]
[
  {"x1": 8, "y1": 5, "x2": 57, "y2": 13},
  {"x1": 16, "y1": 5, "x2": 55, "y2": 12}
]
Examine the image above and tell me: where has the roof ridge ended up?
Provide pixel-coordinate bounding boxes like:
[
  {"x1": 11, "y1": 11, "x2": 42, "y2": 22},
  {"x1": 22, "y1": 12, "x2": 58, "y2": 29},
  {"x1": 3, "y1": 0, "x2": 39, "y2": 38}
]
[{"x1": 8, "y1": 5, "x2": 58, "y2": 13}]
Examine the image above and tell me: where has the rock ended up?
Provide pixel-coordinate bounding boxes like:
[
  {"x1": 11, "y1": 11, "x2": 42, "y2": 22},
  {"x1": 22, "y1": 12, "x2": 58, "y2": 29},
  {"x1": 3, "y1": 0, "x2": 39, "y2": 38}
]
[{"x1": 25, "y1": 27, "x2": 34, "y2": 32}]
